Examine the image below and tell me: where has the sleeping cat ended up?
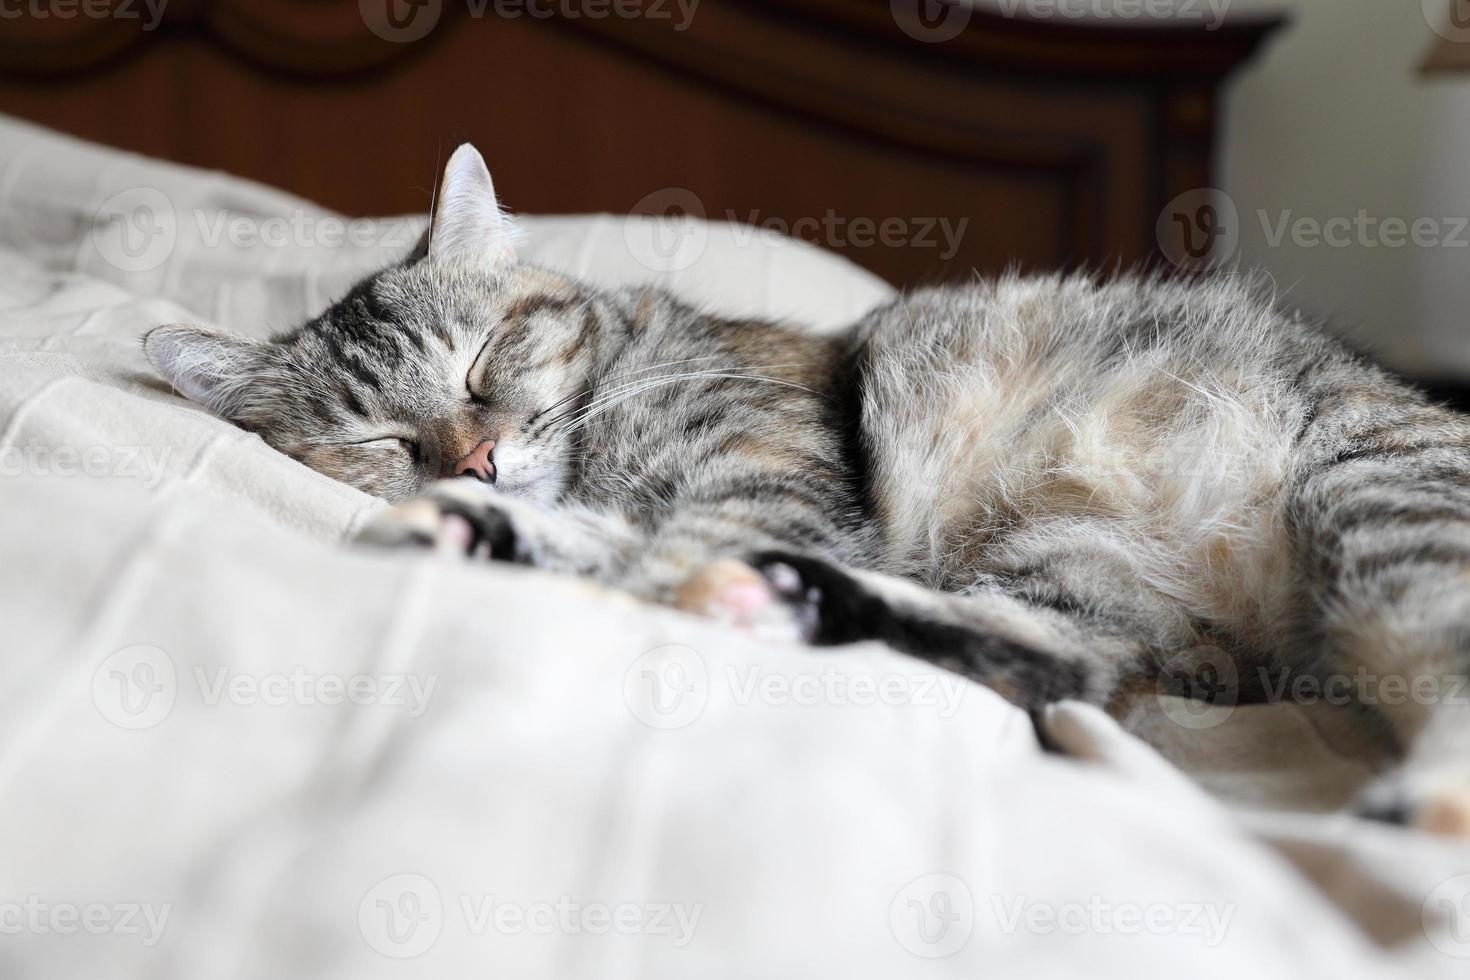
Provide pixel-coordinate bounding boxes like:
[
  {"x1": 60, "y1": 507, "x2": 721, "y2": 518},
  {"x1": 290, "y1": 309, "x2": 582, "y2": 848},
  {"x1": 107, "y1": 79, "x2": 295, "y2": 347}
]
[{"x1": 145, "y1": 144, "x2": 1470, "y2": 834}]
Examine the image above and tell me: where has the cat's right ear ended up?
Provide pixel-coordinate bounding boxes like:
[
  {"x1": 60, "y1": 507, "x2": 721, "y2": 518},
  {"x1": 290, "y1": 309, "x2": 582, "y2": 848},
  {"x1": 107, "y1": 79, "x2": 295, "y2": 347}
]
[
  {"x1": 144, "y1": 324, "x2": 266, "y2": 419},
  {"x1": 427, "y1": 143, "x2": 519, "y2": 268}
]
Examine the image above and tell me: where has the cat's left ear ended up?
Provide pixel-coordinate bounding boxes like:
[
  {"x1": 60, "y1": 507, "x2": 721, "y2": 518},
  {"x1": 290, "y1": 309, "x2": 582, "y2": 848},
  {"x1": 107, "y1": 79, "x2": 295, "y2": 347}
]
[
  {"x1": 143, "y1": 324, "x2": 267, "y2": 420},
  {"x1": 428, "y1": 143, "x2": 518, "y2": 268}
]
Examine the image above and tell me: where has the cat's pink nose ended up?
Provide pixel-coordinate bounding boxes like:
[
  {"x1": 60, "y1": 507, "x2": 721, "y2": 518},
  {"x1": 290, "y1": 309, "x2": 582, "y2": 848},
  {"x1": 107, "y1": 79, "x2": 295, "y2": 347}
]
[{"x1": 453, "y1": 439, "x2": 497, "y2": 483}]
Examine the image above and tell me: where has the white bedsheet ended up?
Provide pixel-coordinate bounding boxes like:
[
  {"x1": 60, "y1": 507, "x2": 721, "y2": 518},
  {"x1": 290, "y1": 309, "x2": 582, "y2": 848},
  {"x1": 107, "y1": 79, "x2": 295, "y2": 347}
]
[{"x1": 1, "y1": 114, "x2": 1467, "y2": 979}]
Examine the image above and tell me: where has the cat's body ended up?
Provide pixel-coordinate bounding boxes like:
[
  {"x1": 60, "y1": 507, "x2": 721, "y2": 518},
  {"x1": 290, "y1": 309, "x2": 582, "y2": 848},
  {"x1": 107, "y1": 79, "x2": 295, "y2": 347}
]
[{"x1": 146, "y1": 145, "x2": 1470, "y2": 834}]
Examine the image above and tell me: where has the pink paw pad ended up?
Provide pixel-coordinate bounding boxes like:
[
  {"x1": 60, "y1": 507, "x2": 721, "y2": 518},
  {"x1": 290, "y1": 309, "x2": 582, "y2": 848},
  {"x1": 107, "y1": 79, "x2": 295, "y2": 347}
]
[
  {"x1": 674, "y1": 559, "x2": 803, "y2": 641},
  {"x1": 438, "y1": 512, "x2": 478, "y2": 554}
]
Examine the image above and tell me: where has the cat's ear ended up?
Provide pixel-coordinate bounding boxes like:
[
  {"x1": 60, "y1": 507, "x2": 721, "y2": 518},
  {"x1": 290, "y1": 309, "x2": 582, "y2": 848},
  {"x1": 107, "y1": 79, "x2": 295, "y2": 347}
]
[
  {"x1": 428, "y1": 143, "x2": 518, "y2": 267},
  {"x1": 144, "y1": 324, "x2": 266, "y2": 419}
]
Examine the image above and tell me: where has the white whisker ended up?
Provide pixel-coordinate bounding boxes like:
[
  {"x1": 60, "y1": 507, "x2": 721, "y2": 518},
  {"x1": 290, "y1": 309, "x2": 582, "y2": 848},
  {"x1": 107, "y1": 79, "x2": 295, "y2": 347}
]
[{"x1": 560, "y1": 370, "x2": 823, "y2": 435}]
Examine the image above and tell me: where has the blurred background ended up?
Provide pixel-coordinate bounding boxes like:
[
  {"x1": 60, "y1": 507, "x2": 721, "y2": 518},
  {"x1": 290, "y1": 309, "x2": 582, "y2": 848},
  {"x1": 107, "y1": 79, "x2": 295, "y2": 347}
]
[
  {"x1": 1, "y1": 0, "x2": 1466, "y2": 382},
  {"x1": 1224, "y1": 0, "x2": 1470, "y2": 387}
]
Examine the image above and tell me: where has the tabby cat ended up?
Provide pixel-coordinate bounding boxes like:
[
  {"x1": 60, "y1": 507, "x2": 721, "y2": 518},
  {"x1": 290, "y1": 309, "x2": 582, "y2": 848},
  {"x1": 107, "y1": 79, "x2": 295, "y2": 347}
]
[{"x1": 145, "y1": 145, "x2": 1470, "y2": 834}]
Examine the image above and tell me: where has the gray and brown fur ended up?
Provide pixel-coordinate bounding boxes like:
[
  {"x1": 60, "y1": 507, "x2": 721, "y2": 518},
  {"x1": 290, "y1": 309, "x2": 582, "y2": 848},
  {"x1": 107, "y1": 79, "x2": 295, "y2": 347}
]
[{"x1": 145, "y1": 145, "x2": 1470, "y2": 835}]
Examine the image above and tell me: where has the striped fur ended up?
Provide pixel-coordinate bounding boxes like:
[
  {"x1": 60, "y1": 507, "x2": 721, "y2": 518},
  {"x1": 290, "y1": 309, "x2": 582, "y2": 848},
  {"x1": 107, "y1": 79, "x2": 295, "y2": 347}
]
[{"x1": 145, "y1": 146, "x2": 1470, "y2": 832}]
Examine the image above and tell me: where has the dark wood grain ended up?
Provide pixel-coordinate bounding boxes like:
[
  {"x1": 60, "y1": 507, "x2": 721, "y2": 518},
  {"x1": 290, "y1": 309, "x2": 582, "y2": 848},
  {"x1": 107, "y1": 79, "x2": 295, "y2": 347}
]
[{"x1": 0, "y1": 0, "x2": 1284, "y2": 287}]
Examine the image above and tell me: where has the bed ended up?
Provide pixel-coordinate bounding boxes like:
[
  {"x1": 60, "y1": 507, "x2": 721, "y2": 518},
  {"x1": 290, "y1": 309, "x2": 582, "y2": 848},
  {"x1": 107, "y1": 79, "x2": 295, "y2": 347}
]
[{"x1": 1, "y1": 109, "x2": 1469, "y2": 980}]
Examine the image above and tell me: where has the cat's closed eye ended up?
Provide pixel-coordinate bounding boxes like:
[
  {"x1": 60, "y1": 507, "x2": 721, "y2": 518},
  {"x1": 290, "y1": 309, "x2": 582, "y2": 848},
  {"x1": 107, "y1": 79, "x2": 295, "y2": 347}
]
[
  {"x1": 467, "y1": 337, "x2": 494, "y2": 403},
  {"x1": 347, "y1": 436, "x2": 421, "y2": 464}
]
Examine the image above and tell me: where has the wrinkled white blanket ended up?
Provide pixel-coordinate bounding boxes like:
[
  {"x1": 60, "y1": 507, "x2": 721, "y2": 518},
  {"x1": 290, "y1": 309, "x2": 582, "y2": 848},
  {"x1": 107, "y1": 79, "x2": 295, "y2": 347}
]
[{"x1": 1, "y1": 114, "x2": 1467, "y2": 979}]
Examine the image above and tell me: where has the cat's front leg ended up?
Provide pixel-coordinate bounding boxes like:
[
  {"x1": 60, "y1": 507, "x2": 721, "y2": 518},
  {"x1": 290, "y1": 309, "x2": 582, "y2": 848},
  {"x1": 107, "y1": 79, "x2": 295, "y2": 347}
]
[{"x1": 357, "y1": 480, "x2": 638, "y2": 578}]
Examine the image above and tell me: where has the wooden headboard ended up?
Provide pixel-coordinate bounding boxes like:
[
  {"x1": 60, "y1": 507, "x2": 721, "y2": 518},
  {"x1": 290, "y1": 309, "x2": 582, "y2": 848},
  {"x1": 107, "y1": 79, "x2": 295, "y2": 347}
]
[{"x1": 0, "y1": 0, "x2": 1283, "y2": 287}]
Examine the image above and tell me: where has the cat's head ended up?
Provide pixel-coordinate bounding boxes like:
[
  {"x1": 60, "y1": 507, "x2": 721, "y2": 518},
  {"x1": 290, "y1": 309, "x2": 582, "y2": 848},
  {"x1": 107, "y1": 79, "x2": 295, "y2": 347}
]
[{"x1": 145, "y1": 145, "x2": 597, "y2": 504}]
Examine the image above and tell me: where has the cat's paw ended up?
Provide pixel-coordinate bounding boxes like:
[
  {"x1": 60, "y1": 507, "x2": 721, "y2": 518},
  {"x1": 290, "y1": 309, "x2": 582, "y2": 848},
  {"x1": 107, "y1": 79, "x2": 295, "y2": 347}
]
[
  {"x1": 1353, "y1": 772, "x2": 1470, "y2": 838},
  {"x1": 673, "y1": 552, "x2": 874, "y2": 644},
  {"x1": 356, "y1": 481, "x2": 525, "y2": 563}
]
